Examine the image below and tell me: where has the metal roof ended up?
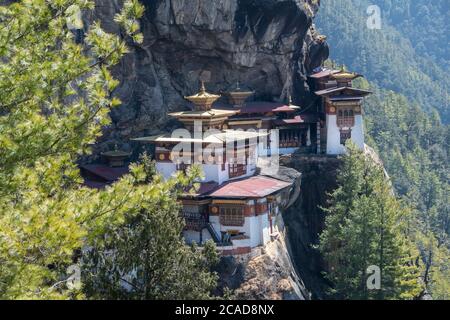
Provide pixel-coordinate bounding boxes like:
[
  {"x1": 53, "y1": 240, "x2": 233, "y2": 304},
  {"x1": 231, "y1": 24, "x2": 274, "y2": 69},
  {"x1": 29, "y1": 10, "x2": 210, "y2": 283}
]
[
  {"x1": 208, "y1": 176, "x2": 292, "y2": 198},
  {"x1": 133, "y1": 130, "x2": 269, "y2": 144},
  {"x1": 308, "y1": 68, "x2": 340, "y2": 79},
  {"x1": 239, "y1": 102, "x2": 296, "y2": 114},
  {"x1": 315, "y1": 86, "x2": 372, "y2": 97},
  {"x1": 273, "y1": 114, "x2": 318, "y2": 125},
  {"x1": 214, "y1": 101, "x2": 297, "y2": 114}
]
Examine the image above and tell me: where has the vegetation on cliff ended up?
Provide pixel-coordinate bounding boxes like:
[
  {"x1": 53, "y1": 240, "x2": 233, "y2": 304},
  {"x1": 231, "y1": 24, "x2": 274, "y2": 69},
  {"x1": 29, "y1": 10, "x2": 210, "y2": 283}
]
[
  {"x1": 319, "y1": 143, "x2": 423, "y2": 299},
  {"x1": 0, "y1": 0, "x2": 218, "y2": 299},
  {"x1": 316, "y1": 65, "x2": 449, "y2": 299},
  {"x1": 317, "y1": 0, "x2": 449, "y2": 299},
  {"x1": 316, "y1": 0, "x2": 449, "y2": 122},
  {"x1": 363, "y1": 84, "x2": 450, "y2": 299}
]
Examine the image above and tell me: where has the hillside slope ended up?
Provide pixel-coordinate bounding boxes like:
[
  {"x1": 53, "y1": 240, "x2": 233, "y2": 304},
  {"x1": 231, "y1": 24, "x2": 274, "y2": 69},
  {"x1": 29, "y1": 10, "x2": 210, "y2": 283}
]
[{"x1": 316, "y1": 0, "x2": 449, "y2": 122}]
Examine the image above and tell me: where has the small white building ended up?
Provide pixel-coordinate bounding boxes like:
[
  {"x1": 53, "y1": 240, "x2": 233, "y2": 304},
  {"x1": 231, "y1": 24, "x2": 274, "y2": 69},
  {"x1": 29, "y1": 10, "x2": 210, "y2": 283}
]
[{"x1": 310, "y1": 68, "x2": 372, "y2": 155}]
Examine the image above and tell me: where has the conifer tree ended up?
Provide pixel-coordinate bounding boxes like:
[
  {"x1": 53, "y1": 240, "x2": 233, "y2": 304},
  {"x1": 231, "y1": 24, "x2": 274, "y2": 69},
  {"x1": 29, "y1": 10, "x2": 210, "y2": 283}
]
[
  {"x1": 0, "y1": 1, "x2": 218, "y2": 299},
  {"x1": 319, "y1": 143, "x2": 423, "y2": 299},
  {"x1": 81, "y1": 157, "x2": 219, "y2": 300}
]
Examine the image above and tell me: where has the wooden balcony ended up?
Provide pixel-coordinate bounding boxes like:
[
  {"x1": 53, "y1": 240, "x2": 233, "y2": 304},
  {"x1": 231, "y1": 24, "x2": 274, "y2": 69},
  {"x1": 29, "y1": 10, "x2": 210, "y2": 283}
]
[{"x1": 182, "y1": 211, "x2": 207, "y2": 231}]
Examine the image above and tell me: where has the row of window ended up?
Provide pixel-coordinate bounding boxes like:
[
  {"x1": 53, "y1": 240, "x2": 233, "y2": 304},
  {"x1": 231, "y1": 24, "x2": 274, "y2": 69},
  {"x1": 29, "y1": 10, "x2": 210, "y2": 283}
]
[
  {"x1": 337, "y1": 108, "x2": 355, "y2": 127},
  {"x1": 219, "y1": 207, "x2": 245, "y2": 226},
  {"x1": 229, "y1": 163, "x2": 246, "y2": 178}
]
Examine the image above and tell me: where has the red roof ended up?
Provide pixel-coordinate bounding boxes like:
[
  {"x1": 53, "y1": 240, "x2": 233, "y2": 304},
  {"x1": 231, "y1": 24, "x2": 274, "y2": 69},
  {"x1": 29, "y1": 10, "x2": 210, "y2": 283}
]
[
  {"x1": 239, "y1": 102, "x2": 296, "y2": 114},
  {"x1": 80, "y1": 164, "x2": 129, "y2": 182},
  {"x1": 274, "y1": 114, "x2": 318, "y2": 125},
  {"x1": 208, "y1": 176, "x2": 291, "y2": 198},
  {"x1": 214, "y1": 101, "x2": 296, "y2": 114},
  {"x1": 309, "y1": 68, "x2": 339, "y2": 79}
]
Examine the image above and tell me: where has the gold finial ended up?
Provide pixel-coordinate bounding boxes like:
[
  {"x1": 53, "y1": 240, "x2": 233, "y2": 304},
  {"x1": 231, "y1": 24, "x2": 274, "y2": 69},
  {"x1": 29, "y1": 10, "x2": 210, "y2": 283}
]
[
  {"x1": 341, "y1": 64, "x2": 345, "y2": 72},
  {"x1": 200, "y1": 80, "x2": 206, "y2": 94},
  {"x1": 287, "y1": 94, "x2": 301, "y2": 110},
  {"x1": 236, "y1": 81, "x2": 240, "y2": 90}
]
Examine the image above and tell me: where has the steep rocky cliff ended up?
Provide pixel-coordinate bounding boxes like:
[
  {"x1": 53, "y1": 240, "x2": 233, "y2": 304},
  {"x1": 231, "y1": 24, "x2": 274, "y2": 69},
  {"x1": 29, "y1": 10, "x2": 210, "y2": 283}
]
[
  {"x1": 214, "y1": 166, "x2": 310, "y2": 300},
  {"x1": 89, "y1": 0, "x2": 332, "y2": 299},
  {"x1": 88, "y1": 0, "x2": 329, "y2": 154},
  {"x1": 281, "y1": 154, "x2": 340, "y2": 299}
]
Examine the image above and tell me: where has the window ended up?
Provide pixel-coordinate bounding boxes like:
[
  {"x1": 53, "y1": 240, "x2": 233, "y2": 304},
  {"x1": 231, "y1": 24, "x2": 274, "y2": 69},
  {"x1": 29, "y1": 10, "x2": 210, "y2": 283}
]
[
  {"x1": 229, "y1": 163, "x2": 246, "y2": 178},
  {"x1": 340, "y1": 129, "x2": 352, "y2": 145},
  {"x1": 219, "y1": 206, "x2": 245, "y2": 226},
  {"x1": 337, "y1": 108, "x2": 355, "y2": 127}
]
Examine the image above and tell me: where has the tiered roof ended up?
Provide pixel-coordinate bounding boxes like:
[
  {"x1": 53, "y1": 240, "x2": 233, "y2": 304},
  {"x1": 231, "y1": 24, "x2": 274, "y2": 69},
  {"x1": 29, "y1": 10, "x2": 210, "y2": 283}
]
[
  {"x1": 315, "y1": 86, "x2": 372, "y2": 97},
  {"x1": 184, "y1": 81, "x2": 221, "y2": 111},
  {"x1": 133, "y1": 129, "x2": 268, "y2": 144}
]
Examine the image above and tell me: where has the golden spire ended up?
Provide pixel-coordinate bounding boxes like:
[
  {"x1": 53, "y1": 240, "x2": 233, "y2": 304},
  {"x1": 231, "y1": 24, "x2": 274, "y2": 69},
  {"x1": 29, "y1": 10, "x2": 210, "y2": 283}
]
[
  {"x1": 227, "y1": 81, "x2": 253, "y2": 108},
  {"x1": 287, "y1": 95, "x2": 300, "y2": 110},
  {"x1": 184, "y1": 81, "x2": 221, "y2": 111},
  {"x1": 199, "y1": 80, "x2": 206, "y2": 94}
]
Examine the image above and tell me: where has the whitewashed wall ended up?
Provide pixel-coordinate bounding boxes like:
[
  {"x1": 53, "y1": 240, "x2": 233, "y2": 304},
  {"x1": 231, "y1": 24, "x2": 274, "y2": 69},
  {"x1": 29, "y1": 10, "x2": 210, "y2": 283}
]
[{"x1": 326, "y1": 114, "x2": 364, "y2": 155}]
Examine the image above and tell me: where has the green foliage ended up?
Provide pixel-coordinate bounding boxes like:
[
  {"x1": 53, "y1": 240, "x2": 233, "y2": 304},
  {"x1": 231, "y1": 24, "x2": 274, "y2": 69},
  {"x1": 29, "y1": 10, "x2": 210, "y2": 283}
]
[
  {"x1": 361, "y1": 84, "x2": 450, "y2": 299},
  {"x1": 319, "y1": 143, "x2": 423, "y2": 300},
  {"x1": 82, "y1": 159, "x2": 219, "y2": 300},
  {"x1": 318, "y1": 0, "x2": 450, "y2": 296},
  {"x1": 316, "y1": 0, "x2": 450, "y2": 122},
  {"x1": 0, "y1": 0, "x2": 218, "y2": 300}
]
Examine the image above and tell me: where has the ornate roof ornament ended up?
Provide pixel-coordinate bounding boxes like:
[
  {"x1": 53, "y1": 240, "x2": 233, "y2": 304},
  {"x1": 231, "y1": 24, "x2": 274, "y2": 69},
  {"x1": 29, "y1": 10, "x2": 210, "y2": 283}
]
[
  {"x1": 184, "y1": 81, "x2": 221, "y2": 111},
  {"x1": 101, "y1": 144, "x2": 131, "y2": 167},
  {"x1": 331, "y1": 70, "x2": 362, "y2": 81},
  {"x1": 227, "y1": 81, "x2": 254, "y2": 108},
  {"x1": 287, "y1": 95, "x2": 301, "y2": 110}
]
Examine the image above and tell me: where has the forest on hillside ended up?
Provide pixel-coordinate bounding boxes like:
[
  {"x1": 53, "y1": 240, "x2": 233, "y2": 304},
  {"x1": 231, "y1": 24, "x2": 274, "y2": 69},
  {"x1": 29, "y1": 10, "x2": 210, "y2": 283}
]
[
  {"x1": 316, "y1": 0, "x2": 449, "y2": 123},
  {"x1": 317, "y1": 1, "x2": 449, "y2": 299}
]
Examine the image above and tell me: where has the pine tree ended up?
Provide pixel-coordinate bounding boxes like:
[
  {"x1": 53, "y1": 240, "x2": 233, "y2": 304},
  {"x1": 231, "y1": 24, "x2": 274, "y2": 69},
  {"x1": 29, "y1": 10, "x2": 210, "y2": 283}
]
[
  {"x1": 0, "y1": 1, "x2": 218, "y2": 299},
  {"x1": 81, "y1": 158, "x2": 219, "y2": 300},
  {"x1": 319, "y1": 143, "x2": 423, "y2": 299}
]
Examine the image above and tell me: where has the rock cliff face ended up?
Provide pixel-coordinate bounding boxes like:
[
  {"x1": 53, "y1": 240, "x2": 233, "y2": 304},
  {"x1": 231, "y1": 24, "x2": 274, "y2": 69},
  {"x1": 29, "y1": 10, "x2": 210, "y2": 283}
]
[
  {"x1": 216, "y1": 229, "x2": 311, "y2": 300},
  {"x1": 280, "y1": 154, "x2": 340, "y2": 299},
  {"x1": 88, "y1": 0, "x2": 329, "y2": 154},
  {"x1": 89, "y1": 0, "x2": 332, "y2": 299}
]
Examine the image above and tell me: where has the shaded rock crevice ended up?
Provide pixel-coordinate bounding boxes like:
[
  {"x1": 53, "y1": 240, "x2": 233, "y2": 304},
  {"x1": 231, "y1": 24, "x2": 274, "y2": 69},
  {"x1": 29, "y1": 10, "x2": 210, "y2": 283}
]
[{"x1": 280, "y1": 154, "x2": 341, "y2": 299}]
